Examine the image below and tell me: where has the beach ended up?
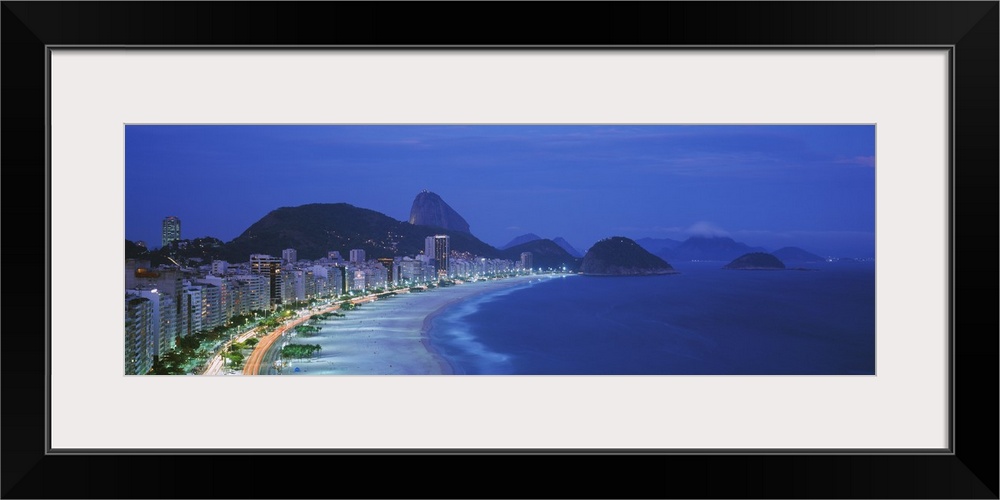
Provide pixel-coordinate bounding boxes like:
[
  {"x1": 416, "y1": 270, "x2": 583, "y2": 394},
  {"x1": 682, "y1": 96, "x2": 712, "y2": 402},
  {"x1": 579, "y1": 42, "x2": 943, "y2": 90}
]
[{"x1": 263, "y1": 274, "x2": 553, "y2": 375}]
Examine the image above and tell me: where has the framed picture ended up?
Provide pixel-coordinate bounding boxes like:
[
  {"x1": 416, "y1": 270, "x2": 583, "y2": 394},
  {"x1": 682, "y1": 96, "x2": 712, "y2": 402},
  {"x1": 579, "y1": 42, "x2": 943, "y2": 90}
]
[{"x1": 5, "y1": 2, "x2": 996, "y2": 498}]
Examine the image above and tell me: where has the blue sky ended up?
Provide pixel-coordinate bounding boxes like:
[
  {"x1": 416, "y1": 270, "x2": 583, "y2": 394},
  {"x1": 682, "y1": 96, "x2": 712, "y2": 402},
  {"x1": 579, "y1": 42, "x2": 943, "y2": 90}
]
[{"x1": 125, "y1": 124, "x2": 876, "y2": 257}]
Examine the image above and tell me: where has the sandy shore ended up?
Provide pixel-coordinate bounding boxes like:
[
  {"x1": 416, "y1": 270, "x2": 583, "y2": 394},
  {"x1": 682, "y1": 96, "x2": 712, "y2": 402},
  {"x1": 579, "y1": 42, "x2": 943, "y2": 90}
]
[{"x1": 274, "y1": 274, "x2": 556, "y2": 375}]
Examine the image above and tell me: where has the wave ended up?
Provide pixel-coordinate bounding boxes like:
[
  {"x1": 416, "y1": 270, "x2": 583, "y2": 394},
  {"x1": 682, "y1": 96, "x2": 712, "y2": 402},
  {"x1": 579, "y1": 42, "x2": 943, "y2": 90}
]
[{"x1": 427, "y1": 277, "x2": 559, "y2": 374}]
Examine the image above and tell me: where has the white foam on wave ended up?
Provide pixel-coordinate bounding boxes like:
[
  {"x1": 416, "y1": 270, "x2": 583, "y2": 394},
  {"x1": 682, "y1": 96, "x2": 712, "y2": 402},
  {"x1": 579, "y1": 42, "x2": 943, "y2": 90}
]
[{"x1": 429, "y1": 278, "x2": 558, "y2": 374}]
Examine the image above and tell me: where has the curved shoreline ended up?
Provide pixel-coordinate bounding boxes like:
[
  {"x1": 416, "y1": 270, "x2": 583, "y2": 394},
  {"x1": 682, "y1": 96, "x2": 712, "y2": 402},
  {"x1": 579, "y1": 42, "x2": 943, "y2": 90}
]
[
  {"x1": 418, "y1": 275, "x2": 559, "y2": 374},
  {"x1": 420, "y1": 299, "x2": 461, "y2": 375},
  {"x1": 259, "y1": 274, "x2": 566, "y2": 375}
]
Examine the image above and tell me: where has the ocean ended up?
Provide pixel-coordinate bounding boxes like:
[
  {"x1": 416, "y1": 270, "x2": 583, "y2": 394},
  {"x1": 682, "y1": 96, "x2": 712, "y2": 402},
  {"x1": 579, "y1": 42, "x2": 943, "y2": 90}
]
[{"x1": 428, "y1": 262, "x2": 876, "y2": 375}]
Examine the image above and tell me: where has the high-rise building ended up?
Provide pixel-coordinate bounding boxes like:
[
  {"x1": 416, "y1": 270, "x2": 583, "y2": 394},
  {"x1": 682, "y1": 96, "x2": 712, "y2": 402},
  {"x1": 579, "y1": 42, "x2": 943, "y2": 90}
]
[
  {"x1": 181, "y1": 283, "x2": 204, "y2": 337},
  {"x1": 349, "y1": 249, "x2": 366, "y2": 265},
  {"x1": 376, "y1": 258, "x2": 397, "y2": 285},
  {"x1": 398, "y1": 257, "x2": 425, "y2": 283},
  {"x1": 425, "y1": 235, "x2": 450, "y2": 278},
  {"x1": 231, "y1": 274, "x2": 270, "y2": 313},
  {"x1": 195, "y1": 276, "x2": 228, "y2": 324},
  {"x1": 132, "y1": 288, "x2": 177, "y2": 358},
  {"x1": 250, "y1": 254, "x2": 283, "y2": 307},
  {"x1": 282, "y1": 248, "x2": 297, "y2": 264},
  {"x1": 193, "y1": 280, "x2": 223, "y2": 330},
  {"x1": 520, "y1": 252, "x2": 534, "y2": 271},
  {"x1": 330, "y1": 265, "x2": 346, "y2": 296},
  {"x1": 282, "y1": 267, "x2": 305, "y2": 303},
  {"x1": 125, "y1": 293, "x2": 155, "y2": 375},
  {"x1": 161, "y1": 216, "x2": 181, "y2": 248}
]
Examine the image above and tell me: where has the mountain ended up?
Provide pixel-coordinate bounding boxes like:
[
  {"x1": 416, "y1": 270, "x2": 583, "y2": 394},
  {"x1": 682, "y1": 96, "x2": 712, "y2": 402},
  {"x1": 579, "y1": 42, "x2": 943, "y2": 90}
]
[
  {"x1": 408, "y1": 190, "x2": 471, "y2": 234},
  {"x1": 659, "y1": 236, "x2": 767, "y2": 262},
  {"x1": 581, "y1": 236, "x2": 677, "y2": 276},
  {"x1": 501, "y1": 233, "x2": 542, "y2": 250},
  {"x1": 724, "y1": 252, "x2": 786, "y2": 270},
  {"x1": 634, "y1": 237, "x2": 683, "y2": 255},
  {"x1": 501, "y1": 239, "x2": 580, "y2": 271},
  {"x1": 551, "y1": 237, "x2": 584, "y2": 258},
  {"x1": 772, "y1": 246, "x2": 824, "y2": 263},
  {"x1": 222, "y1": 203, "x2": 499, "y2": 262}
]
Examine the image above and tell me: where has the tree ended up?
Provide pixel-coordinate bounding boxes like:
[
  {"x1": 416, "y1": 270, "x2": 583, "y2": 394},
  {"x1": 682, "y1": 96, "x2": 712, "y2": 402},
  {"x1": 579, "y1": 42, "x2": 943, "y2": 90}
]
[
  {"x1": 280, "y1": 344, "x2": 322, "y2": 359},
  {"x1": 176, "y1": 336, "x2": 200, "y2": 351},
  {"x1": 225, "y1": 351, "x2": 244, "y2": 368}
]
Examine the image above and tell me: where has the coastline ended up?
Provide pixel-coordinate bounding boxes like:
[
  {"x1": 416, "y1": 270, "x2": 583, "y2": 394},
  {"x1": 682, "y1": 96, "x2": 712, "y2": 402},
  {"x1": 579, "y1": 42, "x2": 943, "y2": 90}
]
[
  {"x1": 274, "y1": 274, "x2": 562, "y2": 375},
  {"x1": 418, "y1": 274, "x2": 563, "y2": 374}
]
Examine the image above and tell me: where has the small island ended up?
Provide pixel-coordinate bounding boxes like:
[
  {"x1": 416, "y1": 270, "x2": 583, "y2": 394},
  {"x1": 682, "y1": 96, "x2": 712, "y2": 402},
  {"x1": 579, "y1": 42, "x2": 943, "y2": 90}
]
[
  {"x1": 723, "y1": 252, "x2": 786, "y2": 270},
  {"x1": 580, "y1": 236, "x2": 678, "y2": 276}
]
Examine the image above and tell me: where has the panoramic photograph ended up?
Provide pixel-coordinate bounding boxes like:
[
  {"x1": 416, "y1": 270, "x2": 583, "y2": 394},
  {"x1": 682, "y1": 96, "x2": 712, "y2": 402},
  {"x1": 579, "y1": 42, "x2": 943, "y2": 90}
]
[{"x1": 124, "y1": 124, "x2": 876, "y2": 376}]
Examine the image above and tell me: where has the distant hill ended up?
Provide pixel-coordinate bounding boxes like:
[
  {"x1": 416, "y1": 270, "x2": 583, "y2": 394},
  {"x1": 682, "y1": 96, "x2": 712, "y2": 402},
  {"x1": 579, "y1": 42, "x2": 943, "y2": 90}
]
[
  {"x1": 635, "y1": 237, "x2": 683, "y2": 255},
  {"x1": 772, "y1": 246, "x2": 824, "y2": 263},
  {"x1": 408, "y1": 190, "x2": 471, "y2": 234},
  {"x1": 501, "y1": 233, "x2": 542, "y2": 250},
  {"x1": 502, "y1": 234, "x2": 583, "y2": 258},
  {"x1": 162, "y1": 236, "x2": 227, "y2": 261},
  {"x1": 551, "y1": 237, "x2": 584, "y2": 258},
  {"x1": 125, "y1": 239, "x2": 150, "y2": 259},
  {"x1": 724, "y1": 252, "x2": 786, "y2": 270},
  {"x1": 222, "y1": 203, "x2": 499, "y2": 262},
  {"x1": 127, "y1": 237, "x2": 226, "y2": 268},
  {"x1": 659, "y1": 236, "x2": 767, "y2": 262},
  {"x1": 501, "y1": 239, "x2": 580, "y2": 271},
  {"x1": 581, "y1": 236, "x2": 677, "y2": 276}
]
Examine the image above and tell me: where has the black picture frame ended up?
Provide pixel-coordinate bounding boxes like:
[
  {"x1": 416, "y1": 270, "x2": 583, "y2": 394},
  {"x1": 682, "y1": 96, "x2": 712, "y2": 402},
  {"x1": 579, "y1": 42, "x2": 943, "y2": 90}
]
[{"x1": 3, "y1": 2, "x2": 996, "y2": 498}]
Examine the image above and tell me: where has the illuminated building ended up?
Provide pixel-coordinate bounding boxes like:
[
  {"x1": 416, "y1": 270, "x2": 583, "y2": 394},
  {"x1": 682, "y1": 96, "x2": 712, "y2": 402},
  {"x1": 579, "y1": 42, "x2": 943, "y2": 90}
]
[
  {"x1": 250, "y1": 254, "x2": 283, "y2": 307},
  {"x1": 398, "y1": 257, "x2": 425, "y2": 283},
  {"x1": 231, "y1": 274, "x2": 270, "y2": 313},
  {"x1": 161, "y1": 216, "x2": 181, "y2": 248},
  {"x1": 193, "y1": 280, "x2": 222, "y2": 330},
  {"x1": 376, "y1": 258, "x2": 397, "y2": 284},
  {"x1": 181, "y1": 283, "x2": 203, "y2": 337},
  {"x1": 425, "y1": 235, "x2": 450, "y2": 278},
  {"x1": 125, "y1": 293, "x2": 155, "y2": 375},
  {"x1": 520, "y1": 252, "x2": 533, "y2": 271},
  {"x1": 132, "y1": 288, "x2": 177, "y2": 358}
]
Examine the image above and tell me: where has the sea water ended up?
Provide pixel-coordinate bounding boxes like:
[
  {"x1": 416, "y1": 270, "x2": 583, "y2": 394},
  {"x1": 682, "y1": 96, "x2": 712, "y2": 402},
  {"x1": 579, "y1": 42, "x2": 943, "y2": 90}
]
[{"x1": 428, "y1": 262, "x2": 876, "y2": 375}]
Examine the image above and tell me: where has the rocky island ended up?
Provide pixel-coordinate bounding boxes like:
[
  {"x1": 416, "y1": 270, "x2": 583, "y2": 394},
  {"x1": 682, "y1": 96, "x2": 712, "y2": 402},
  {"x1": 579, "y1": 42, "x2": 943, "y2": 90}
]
[
  {"x1": 723, "y1": 252, "x2": 786, "y2": 270},
  {"x1": 580, "y1": 236, "x2": 678, "y2": 276}
]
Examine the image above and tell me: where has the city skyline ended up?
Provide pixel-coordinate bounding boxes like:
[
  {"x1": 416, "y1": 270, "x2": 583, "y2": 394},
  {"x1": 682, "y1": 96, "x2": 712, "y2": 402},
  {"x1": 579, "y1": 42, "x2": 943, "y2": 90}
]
[{"x1": 126, "y1": 125, "x2": 876, "y2": 257}]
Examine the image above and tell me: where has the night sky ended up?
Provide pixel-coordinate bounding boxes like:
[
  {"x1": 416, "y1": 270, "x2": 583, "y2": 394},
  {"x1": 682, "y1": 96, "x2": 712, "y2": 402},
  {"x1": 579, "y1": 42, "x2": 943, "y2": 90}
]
[{"x1": 125, "y1": 125, "x2": 876, "y2": 257}]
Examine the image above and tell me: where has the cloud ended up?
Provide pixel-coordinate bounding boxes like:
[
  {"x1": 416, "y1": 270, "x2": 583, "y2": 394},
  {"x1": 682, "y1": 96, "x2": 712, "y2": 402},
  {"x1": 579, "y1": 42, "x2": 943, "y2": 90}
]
[
  {"x1": 612, "y1": 223, "x2": 732, "y2": 239},
  {"x1": 686, "y1": 221, "x2": 730, "y2": 237},
  {"x1": 613, "y1": 225, "x2": 686, "y2": 235},
  {"x1": 835, "y1": 155, "x2": 876, "y2": 167}
]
